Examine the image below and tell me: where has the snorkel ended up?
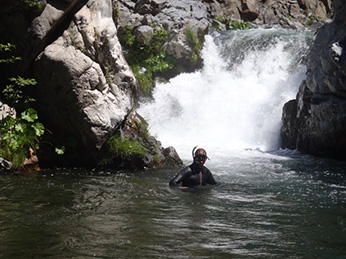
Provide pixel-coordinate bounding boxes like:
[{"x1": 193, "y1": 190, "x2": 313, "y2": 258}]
[{"x1": 192, "y1": 145, "x2": 198, "y2": 160}]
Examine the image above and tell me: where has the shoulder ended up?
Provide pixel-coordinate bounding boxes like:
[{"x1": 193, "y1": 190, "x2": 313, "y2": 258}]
[{"x1": 180, "y1": 166, "x2": 192, "y2": 175}]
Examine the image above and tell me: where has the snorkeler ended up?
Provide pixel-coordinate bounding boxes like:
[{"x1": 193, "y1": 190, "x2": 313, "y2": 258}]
[{"x1": 169, "y1": 147, "x2": 217, "y2": 188}]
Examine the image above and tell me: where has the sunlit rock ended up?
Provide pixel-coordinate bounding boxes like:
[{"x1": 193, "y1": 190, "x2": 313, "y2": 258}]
[{"x1": 31, "y1": 0, "x2": 138, "y2": 164}]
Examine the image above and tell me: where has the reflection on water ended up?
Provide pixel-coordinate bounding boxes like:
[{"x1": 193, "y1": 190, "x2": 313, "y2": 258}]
[{"x1": 1, "y1": 150, "x2": 346, "y2": 258}]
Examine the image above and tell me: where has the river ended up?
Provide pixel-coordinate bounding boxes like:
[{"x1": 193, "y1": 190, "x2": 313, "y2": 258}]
[{"x1": 1, "y1": 28, "x2": 346, "y2": 258}]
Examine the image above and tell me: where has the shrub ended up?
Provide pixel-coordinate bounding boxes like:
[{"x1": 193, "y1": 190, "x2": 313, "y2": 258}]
[
  {"x1": 227, "y1": 20, "x2": 249, "y2": 30},
  {"x1": 99, "y1": 134, "x2": 147, "y2": 166},
  {"x1": 0, "y1": 43, "x2": 62, "y2": 170},
  {"x1": 184, "y1": 28, "x2": 203, "y2": 66},
  {"x1": 0, "y1": 108, "x2": 44, "y2": 169},
  {"x1": 120, "y1": 24, "x2": 175, "y2": 95}
]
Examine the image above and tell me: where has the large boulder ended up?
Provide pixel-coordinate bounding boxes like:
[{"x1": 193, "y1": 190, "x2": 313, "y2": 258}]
[
  {"x1": 281, "y1": 1, "x2": 346, "y2": 160},
  {"x1": 30, "y1": 0, "x2": 138, "y2": 165}
]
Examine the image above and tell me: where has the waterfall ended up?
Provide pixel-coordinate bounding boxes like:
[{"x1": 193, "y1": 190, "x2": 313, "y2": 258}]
[{"x1": 139, "y1": 28, "x2": 312, "y2": 159}]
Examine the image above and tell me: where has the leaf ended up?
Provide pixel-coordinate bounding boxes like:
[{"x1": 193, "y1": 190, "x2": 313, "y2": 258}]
[
  {"x1": 31, "y1": 122, "x2": 45, "y2": 137},
  {"x1": 55, "y1": 146, "x2": 65, "y2": 155},
  {"x1": 15, "y1": 123, "x2": 26, "y2": 133},
  {"x1": 9, "y1": 76, "x2": 37, "y2": 87},
  {"x1": 21, "y1": 108, "x2": 38, "y2": 122},
  {"x1": 9, "y1": 137, "x2": 20, "y2": 150}
]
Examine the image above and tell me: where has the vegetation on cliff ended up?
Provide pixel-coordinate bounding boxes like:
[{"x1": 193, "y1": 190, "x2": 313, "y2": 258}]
[{"x1": 120, "y1": 24, "x2": 176, "y2": 96}]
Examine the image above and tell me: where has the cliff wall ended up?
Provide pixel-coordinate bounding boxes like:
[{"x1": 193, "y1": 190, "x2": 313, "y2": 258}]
[{"x1": 281, "y1": 0, "x2": 346, "y2": 160}]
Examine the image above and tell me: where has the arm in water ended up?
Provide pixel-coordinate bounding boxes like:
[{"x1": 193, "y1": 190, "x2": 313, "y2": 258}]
[
  {"x1": 169, "y1": 165, "x2": 217, "y2": 188},
  {"x1": 169, "y1": 167, "x2": 192, "y2": 187}
]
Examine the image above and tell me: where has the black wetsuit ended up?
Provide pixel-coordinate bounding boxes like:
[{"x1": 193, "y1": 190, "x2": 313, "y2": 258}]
[{"x1": 169, "y1": 163, "x2": 217, "y2": 187}]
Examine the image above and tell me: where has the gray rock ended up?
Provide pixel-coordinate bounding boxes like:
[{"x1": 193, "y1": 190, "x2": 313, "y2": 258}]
[
  {"x1": 135, "y1": 25, "x2": 154, "y2": 44},
  {"x1": 0, "y1": 102, "x2": 16, "y2": 119},
  {"x1": 116, "y1": 0, "x2": 209, "y2": 67},
  {"x1": 32, "y1": 0, "x2": 138, "y2": 153}
]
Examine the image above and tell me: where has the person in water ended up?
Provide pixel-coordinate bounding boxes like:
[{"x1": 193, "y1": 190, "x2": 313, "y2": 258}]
[{"x1": 169, "y1": 147, "x2": 217, "y2": 188}]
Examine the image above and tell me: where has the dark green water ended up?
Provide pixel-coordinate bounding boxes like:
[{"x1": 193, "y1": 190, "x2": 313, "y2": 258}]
[{"x1": 1, "y1": 150, "x2": 346, "y2": 258}]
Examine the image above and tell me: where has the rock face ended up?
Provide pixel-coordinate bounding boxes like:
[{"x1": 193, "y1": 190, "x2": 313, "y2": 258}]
[
  {"x1": 28, "y1": 0, "x2": 139, "y2": 166},
  {"x1": 116, "y1": 0, "x2": 210, "y2": 70},
  {"x1": 281, "y1": 1, "x2": 346, "y2": 160},
  {"x1": 202, "y1": 0, "x2": 331, "y2": 29},
  {"x1": 33, "y1": 0, "x2": 137, "y2": 152}
]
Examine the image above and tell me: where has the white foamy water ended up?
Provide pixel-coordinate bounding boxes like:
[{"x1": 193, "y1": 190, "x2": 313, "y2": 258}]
[{"x1": 139, "y1": 28, "x2": 312, "y2": 160}]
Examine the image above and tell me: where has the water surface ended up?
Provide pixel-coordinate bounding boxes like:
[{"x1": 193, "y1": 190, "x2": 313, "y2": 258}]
[{"x1": 1, "y1": 150, "x2": 346, "y2": 258}]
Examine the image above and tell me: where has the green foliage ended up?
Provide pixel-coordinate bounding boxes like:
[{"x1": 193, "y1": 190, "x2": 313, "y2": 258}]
[
  {"x1": 0, "y1": 44, "x2": 43, "y2": 169},
  {"x1": 184, "y1": 28, "x2": 203, "y2": 66},
  {"x1": 131, "y1": 65, "x2": 154, "y2": 95},
  {"x1": 121, "y1": 24, "x2": 176, "y2": 95},
  {"x1": 305, "y1": 18, "x2": 314, "y2": 27},
  {"x1": 212, "y1": 17, "x2": 249, "y2": 31},
  {"x1": 215, "y1": 16, "x2": 226, "y2": 23},
  {"x1": 0, "y1": 108, "x2": 44, "y2": 169},
  {"x1": 100, "y1": 134, "x2": 147, "y2": 166},
  {"x1": 55, "y1": 146, "x2": 65, "y2": 155},
  {"x1": 22, "y1": 0, "x2": 42, "y2": 10},
  {"x1": 123, "y1": 25, "x2": 136, "y2": 47},
  {"x1": 227, "y1": 20, "x2": 249, "y2": 30},
  {"x1": 0, "y1": 43, "x2": 66, "y2": 170},
  {"x1": 0, "y1": 43, "x2": 22, "y2": 64},
  {"x1": 2, "y1": 77, "x2": 37, "y2": 106}
]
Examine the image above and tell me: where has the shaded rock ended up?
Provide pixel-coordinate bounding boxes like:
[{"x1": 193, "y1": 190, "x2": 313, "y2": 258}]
[
  {"x1": 238, "y1": 0, "x2": 260, "y2": 22},
  {"x1": 297, "y1": 0, "x2": 330, "y2": 20},
  {"x1": 281, "y1": 1, "x2": 346, "y2": 160},
  {"x1": 281, "y1": 99, "x2": 298, "y2": 150}
]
